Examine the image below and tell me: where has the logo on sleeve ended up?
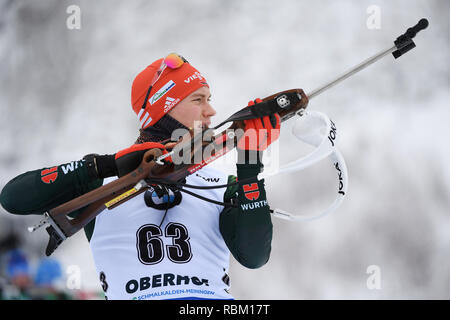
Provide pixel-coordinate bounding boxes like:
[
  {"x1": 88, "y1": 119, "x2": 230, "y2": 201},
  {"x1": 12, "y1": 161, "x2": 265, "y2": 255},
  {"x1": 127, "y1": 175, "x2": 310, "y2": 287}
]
[
  {"x1": 41, "y1": 167, "x2": 58, "y2": 184},
  {"x1": 242, "y1": 183, "x2": 260, "y2": 201}
]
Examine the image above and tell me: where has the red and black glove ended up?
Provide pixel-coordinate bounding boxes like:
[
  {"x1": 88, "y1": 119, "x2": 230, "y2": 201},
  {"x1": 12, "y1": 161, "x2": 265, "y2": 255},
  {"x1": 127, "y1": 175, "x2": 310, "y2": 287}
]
[
  {"x1": 114, "y1": 142, "x2": 173, "y2": 177},
  {"x1": 237, "y1": 98, "x2": 281, "y2": 152},
  {"x1": 236, "y1": 98, "x2": 281, "y2": 166},
  {"x1": 84, "y1": 141, "x2": 175, "y2": 179}
]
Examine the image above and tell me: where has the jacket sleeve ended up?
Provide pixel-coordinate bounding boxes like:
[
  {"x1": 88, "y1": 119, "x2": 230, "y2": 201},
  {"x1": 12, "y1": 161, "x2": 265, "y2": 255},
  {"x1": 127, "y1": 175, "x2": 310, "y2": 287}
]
[
  {"x1": 219, "y1": 162, "x2": 273, "y2": 269},
  {"x1": 0, "y1": 159, "x2": 103, "y2": 241}
]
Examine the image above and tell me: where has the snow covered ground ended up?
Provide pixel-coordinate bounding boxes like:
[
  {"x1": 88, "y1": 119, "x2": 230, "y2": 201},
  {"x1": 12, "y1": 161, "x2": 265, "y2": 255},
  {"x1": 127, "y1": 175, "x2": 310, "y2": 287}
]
[{"x1": 0, "y1": 0, "x2": 449, "y2": 299}]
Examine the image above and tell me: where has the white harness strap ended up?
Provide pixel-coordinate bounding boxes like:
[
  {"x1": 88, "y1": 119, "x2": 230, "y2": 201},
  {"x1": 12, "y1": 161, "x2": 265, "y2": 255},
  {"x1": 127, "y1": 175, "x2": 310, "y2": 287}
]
[{"x1": 261, "y1": 110, "x2": 348, "y2": 222}]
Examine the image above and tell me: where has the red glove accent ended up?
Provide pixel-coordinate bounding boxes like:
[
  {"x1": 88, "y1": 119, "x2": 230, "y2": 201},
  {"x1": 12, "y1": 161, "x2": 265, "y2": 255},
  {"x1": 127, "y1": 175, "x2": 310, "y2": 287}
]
[
  {"x1": 237, "y1": 98, "x2": 281, "y2": 151},
  {"x1": 115, "y1": 142, "x2": 173, "y2": 177},
  {"x1": 115, "y1": 142, "x2": 169, "y2": 160}
]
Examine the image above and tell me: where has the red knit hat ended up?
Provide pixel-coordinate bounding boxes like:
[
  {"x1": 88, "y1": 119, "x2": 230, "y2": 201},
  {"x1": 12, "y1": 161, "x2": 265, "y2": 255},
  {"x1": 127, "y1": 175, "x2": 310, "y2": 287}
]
[{"x1": 131, "y1": 54, "x2": 209, "y2": 129}]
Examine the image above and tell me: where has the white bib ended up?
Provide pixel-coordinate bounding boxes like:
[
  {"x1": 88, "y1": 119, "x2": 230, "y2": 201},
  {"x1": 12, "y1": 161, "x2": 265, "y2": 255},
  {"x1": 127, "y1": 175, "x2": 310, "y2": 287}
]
[{"x1": 89, "y1": 166, "x2": 233, "y2": 300}]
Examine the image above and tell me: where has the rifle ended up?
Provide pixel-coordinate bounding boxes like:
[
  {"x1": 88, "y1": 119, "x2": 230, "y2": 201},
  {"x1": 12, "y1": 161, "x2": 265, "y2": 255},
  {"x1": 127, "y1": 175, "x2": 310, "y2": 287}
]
[{"x1": 29, "y1": 19, "x2": 429, "y2": 256}]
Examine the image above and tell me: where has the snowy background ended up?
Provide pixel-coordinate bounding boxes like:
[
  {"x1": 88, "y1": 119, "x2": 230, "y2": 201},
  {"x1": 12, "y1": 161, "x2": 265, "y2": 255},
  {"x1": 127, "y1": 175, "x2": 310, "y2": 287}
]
[{"x1": 0, "y1": 0, "x2": 449, "y2": 299}]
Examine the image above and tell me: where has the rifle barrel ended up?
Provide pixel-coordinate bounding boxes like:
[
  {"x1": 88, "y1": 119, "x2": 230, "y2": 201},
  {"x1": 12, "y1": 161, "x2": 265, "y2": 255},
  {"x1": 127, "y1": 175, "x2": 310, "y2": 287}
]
[{"x1": 306, "y1": 45, "x2": 397, "y2": 100}]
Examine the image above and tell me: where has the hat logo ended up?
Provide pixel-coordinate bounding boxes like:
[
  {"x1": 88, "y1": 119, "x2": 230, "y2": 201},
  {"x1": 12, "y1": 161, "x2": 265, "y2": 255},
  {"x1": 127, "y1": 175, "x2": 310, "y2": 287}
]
[
  {"x1": 164, "y1": 96, "x2": 180, "y2": 113},
  {"x1": 138, "y1": 108, "x2": 153, "y2": 128},
  {"x1": 149, "y1": 80, "x2": 176, "y2": 105},
  {"x1": 184, "y1": 72, "x2": 204, "y2": 84}
]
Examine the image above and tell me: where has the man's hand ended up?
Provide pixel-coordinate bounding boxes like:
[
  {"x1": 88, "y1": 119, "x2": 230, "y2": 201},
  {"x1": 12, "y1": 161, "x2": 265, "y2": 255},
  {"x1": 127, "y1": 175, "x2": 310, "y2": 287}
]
[
  {"x1": 85, "y1": 141, "x2": 177, "y2": 179},
  {"x1": 237, "y1": 98, "x2": 281, "y2": 151},
  {"x1": 115, "y1": 141, "x2": 175, "y2": 177}
]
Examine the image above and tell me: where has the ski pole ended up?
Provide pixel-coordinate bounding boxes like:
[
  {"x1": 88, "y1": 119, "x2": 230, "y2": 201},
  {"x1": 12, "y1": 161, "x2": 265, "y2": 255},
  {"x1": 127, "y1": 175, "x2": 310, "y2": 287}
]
[{"x1": 306, "y1": 18, "x2": 429, "y2": 101}]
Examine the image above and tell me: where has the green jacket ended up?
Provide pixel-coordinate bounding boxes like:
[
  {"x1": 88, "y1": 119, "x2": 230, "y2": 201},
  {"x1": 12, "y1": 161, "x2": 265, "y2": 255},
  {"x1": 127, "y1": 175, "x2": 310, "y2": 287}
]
[{"x1": 0, "y1": 157, "x2": 272, "y2": 269}]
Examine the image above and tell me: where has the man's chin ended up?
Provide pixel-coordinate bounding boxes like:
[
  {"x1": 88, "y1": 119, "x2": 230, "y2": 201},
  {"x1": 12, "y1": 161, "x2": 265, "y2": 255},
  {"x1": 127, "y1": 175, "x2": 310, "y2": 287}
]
[
  {"x1": 194, "y1": 124, "x2": 209, "y2": 130},
  {"x1": 192, "y1": 120, "x2": 212, "y2": 131}
]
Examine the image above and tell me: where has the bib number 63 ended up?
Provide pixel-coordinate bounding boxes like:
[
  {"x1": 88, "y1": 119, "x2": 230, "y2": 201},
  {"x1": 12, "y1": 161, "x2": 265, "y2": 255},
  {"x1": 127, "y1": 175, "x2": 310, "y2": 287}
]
[{"x1": 136, "y1": 222, "x2": 192, "y2": 265}]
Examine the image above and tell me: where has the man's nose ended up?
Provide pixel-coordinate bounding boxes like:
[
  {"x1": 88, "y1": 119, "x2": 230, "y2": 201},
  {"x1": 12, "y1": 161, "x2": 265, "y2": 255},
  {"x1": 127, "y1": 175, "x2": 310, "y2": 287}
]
[{"x1": 203, "y1": 102, "x2": 217, "y2": 117}]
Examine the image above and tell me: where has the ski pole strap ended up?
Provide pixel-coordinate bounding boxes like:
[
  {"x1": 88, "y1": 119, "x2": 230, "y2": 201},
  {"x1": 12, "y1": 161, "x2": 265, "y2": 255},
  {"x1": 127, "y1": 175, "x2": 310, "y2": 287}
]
[
  {"x1": 262, "y1": 110, "x2": 348, "y2": 222},
  {"x1": 213, "y1": 91, "x2": 301, "y2": 129}
]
